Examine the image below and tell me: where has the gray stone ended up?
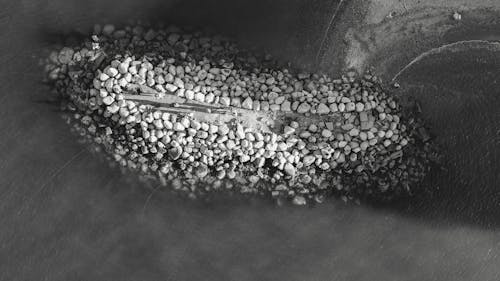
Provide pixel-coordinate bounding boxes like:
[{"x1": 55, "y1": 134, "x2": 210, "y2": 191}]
[
  {"x1": 316, "y1": 103, "x2": 330, "y2": 114},
  {"x1": 297, "y1": 102, "x2": 311, "y2": 114},
  {"x1": 242, "y1": 97, "x2": 253, "y2": 109}
]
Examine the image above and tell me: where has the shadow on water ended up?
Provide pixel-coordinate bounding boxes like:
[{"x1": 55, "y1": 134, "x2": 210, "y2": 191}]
[
  {"x1": 34, "y1": 0, "x2": 341, "y2": 71},
  {"x1": 34, "y1": 0, "x2": 500, "y2": 230},
  {"x1": 372, "y1": 41, "x2": 500, "y2": 229}
]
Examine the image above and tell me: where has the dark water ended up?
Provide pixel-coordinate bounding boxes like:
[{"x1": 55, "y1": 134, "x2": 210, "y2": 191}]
[
  {"x1": 1, "y1": 1, "x2": 500, "y2": 280},
  {"x1": 393, "y1": 42, "x2": 500, "y2": 227}
]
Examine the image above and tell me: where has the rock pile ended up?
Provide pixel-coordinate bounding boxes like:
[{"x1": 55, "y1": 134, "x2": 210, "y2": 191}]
[{"x1": 44, "y1": 23, "x2": 439, "y2": 204}]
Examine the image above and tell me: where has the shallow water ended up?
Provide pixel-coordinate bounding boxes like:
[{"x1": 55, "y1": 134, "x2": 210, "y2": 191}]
[{"x1": 1, "y1": 1, "x2": 500, "y2": 280}]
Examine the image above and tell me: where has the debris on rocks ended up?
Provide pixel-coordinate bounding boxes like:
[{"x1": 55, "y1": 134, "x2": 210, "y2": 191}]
[
  {"x1": 453, "y1": 11, "x2": 462, "y2": 21},
  {"x1": 43, "y1": 23, "x2": 440, "y2": 205}
]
